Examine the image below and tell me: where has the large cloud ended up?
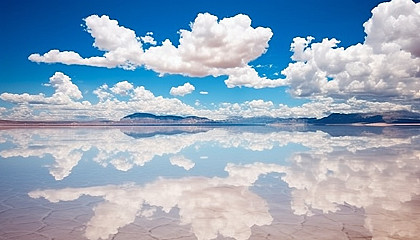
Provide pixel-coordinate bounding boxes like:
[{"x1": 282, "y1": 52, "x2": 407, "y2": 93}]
[
  {"x1": 281, "y1": 0, "x2": 420, "y2": 100},
  {"x1": 28, "y1": 13, "x2": 283, "y2": 89}
]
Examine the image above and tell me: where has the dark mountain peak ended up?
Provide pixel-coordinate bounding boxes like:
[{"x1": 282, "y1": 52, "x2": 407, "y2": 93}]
[
  {"x1": 312, "y1": 113, "x2": 384, "y2": 124},
  {"x1": 120, "y1": 112, "x2": 211, "y2": 124},
  {"x1": 123, "y1": 113, "x2": 158, "y2": 119},
  {"x1": 122, "y1": 113, "x2": 183, "y2": 121},
  {"x1": 311, "y1": 110, "x2": 420, "y2": 125}
]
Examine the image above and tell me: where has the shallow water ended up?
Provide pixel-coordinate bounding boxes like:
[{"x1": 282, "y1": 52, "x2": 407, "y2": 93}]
[{"x1": 0, "y1": 126, "x2": 419, "y2": 240}]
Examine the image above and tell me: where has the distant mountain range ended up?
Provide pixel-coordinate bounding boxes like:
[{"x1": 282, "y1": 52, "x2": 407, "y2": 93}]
[
  {"x1": 1, "y1": 110, "x2": 420, "y2": 126},
  {"x1": 308, "y1": 111, "x2": 420, "y2": 125},
  {"x1": 121, "y1": 113, "x2": 212, "y2": 124},
  {"x1": 119, "y1": 111, "x2": 420, "y2": 125}
]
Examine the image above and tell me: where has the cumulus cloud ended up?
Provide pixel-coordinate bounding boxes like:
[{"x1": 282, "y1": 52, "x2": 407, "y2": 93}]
[
  {"x1": 169, "y1": 82, "x2": 195, "y2": 96},
  {"x1": 224, "y1": 65, "x2": 286, "y2": 89},
  {"x1": 140, "y1": 32, "x2": 156, "y2": 45},
  {"x1": 199, "y1": 91, "x2": 208, "y2": 95},
  {"x1": 141, "y1": 13, "x2": 273, "y2": 77},
  {"x1": 25, "y1": 0, "x2": 420, "y2": 96},
  {"x1": 49, "y1": 72, "x2": 83, "y2": 100},
  {"x1": 0, "y1": 73, "x2": 412, "y2": 121},
  {"x1": 29, "y1": 15, "x2": 143, "y2": 70},
  {"x1": 28, "y1": 13, "x2": 283, "y2": 89},
  {"x1": 110, "y1": 81, "x2": 134, "y2": 95},
  {"x1": 0, "y1": 72, "x2": 198, "y2": 121},
  {"x1": 213, "y1": 97, "x2": 410, "y2": 119},
  {"x1": 281, "y1": 0, "x2": 420, "y2": 100},
  {"x1": 0, "y1": 72, "x2": 83, "y2": 106}
]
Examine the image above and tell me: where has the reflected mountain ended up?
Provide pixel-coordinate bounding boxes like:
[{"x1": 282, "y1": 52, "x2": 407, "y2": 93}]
[
  {"x1": 307, "y1": 125, "x2": 386, "y2": 136},
  {"x1": 29, "y1": 162, "x2": 283, "y2": 240},
  {"x1": 121, "y1": 126, "x2": 211, "y2": 139}
]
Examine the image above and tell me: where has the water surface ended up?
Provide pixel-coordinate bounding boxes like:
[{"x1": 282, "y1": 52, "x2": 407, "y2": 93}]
[{"x1": 0, "y1": 126, "x2": 419, "y2": 240}]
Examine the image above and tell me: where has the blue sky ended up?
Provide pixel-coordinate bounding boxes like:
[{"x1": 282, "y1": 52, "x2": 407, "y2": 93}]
[{"x1": 0, "y1": 0, "x2": 419, "y2": 120}]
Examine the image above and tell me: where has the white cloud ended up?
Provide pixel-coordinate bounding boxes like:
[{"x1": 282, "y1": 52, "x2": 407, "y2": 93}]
[
  {"x1": 28, "y1": 13, "x2": 283, "y2": 89},
  {"x1": 25, "y1": 0, "x2": 420, "y2": 95},
  {"x1": 0, "y1": 71, "x2": 415, "y2": 122},
  {"x1": 0, "y1": 72, "x2": 198, "y2": 121},
  {"x1": 281, "y1": 0, "x2": 420, "y2": 100},
  {"x1": 213, "y1": 97, "x2": 411, "y2": 119},
  {"x1": 199, "y1": 91, "x2": 208, "y2": 95},
  {"x1": 142, "y1": 14, "x2": 272, "y2": 75},
  {"x1": 49, "y1": 72, "x2": 83, "y2": 100},
  {"x1": 224, "y1": 65, "x2": 286, "y2": 89},
  {"x1": 140, "y1": 32, "x2": 156, "y2": 45},
  {"x1": 169, "y1": 82, "x2": 195, "y2": 96},
  {"x1": 110, "y1": 81, "x2": 133, "y2": 95},
  {"x1": 92, "y1": 84, "x2": 112, "y2": 101},
  {"x1": 29, "y1": 15, "x2": 143, "y2": 70},
  {"x1": 0, "y1": 72, "x2": 82, "y2": 106},
  {"x1": 364, "y1": 0, "x2": 420, "y2": 58}
]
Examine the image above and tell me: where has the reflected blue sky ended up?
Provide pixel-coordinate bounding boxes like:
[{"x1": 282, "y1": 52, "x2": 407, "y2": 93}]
[{"x1": 0, "y1": 126, "x2": 419, "y2": 239}]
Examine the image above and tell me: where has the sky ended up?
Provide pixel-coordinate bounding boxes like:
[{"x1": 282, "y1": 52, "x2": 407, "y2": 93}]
[{"x1": 0, "y1": 0, "x2": 419, "y2": 121}]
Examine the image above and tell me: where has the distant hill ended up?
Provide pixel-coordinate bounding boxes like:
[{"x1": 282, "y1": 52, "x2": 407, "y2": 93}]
[
  {"x1": 310, "y1": 113, "x2": 385, "y2": 124},
  {"x1": 120, "y1": 112, "x2": 213, "y2": 124},
  {"x1": 1, "y1": 111, "x2": 419, "y2": 127},
  {"x1": 310, "y1": 110, "x2": 420, "y2": 125}
]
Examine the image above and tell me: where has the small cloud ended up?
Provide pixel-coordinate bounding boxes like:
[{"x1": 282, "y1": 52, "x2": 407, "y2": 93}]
[
  {"x1": 170, "y1": 155, "x2": 195, "y2": 170},
  {"x1": 199, "y1": 91, "x2": 208, "y2": 95},
  {"x1": 170, "y1": 82, "x2": 195, "y2": 97},
  {"x1": 200, "y1": 156, "x2": 208, "y2": 159},
  {"x1": 140, "y1": 32, "x2": 157, "y2": 45},
  {"x1": 110, "y1": 81, "x2": 133, "y2": 96}
]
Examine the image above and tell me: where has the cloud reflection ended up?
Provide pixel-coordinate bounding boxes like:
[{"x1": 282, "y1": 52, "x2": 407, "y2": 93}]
[
  {"x1": 8, "y1": 126, "x2": 419, "y2": 239},
  {"x1": 29, "y1": 162, "x2": 282, "y2": 240},
  {"x1": 279, "y1": 129, "x2": 420, "y2": 239},
  {"x1": 0, "y1": 126, "x2": 415, "y2": 181}
]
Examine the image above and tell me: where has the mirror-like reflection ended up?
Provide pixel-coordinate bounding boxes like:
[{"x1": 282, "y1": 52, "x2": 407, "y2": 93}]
[
  {"x1": 0, "y1": 126, "x2": 419, "y2": 240},
  {"x1": 29, "y1": 162, "x2": 283, "y2": 240}
]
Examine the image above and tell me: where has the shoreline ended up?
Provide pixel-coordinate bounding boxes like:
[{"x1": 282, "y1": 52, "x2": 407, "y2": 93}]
[{"x1": 1, "y1": 122, "x2": 420, "y2": 129}]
